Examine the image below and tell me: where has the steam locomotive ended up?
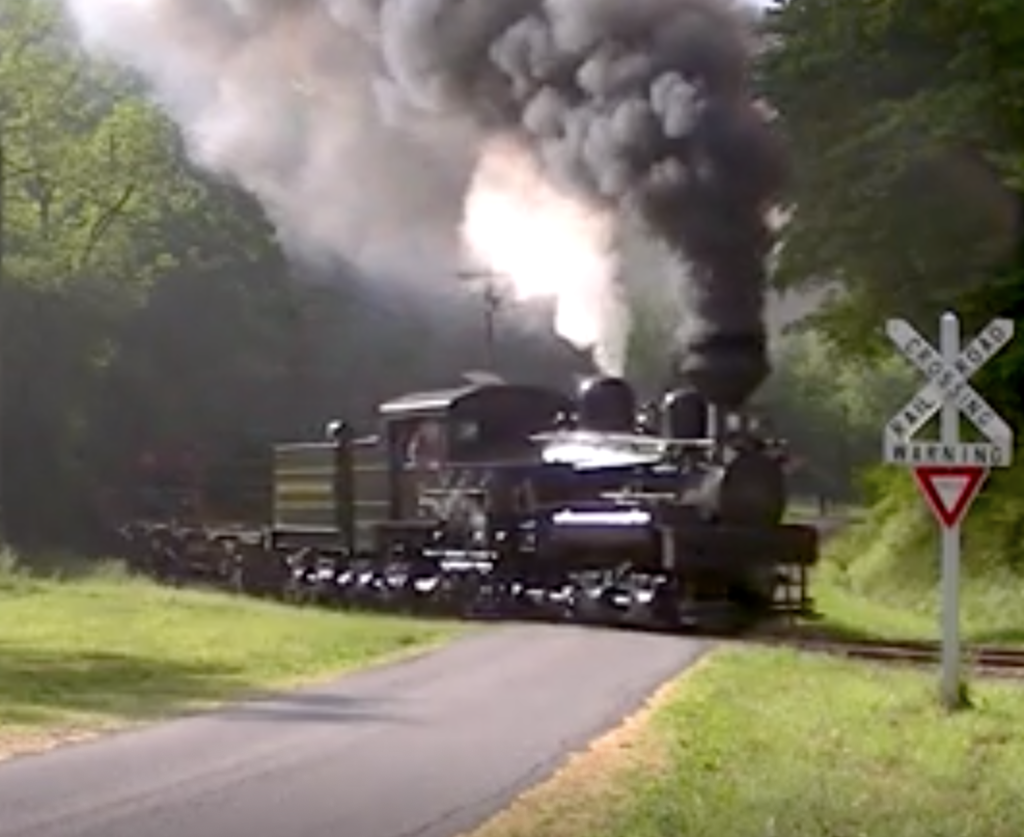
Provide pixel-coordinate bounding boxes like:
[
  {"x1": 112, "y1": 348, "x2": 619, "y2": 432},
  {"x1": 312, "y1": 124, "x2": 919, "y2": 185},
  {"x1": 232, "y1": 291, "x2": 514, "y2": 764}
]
[{"x1": 117, "y1": 375, "x2": 818, "y2": 633}]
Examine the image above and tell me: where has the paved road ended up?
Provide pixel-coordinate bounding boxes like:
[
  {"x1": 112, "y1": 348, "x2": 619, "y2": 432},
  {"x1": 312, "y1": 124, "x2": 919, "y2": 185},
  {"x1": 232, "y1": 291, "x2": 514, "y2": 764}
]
[{"x1": 0, "y1": 624, "x2": 707, "y2": 837}]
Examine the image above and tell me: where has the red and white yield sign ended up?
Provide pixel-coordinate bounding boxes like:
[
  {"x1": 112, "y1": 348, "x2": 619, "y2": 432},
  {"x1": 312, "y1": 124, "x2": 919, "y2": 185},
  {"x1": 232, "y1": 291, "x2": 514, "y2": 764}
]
[{"x1": 911, "y1": 465, "x2": 988, "y2": 529}]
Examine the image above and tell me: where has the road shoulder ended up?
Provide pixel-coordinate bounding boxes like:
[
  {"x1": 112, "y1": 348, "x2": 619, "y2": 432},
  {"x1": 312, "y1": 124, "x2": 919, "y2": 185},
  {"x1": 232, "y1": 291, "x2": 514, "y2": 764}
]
[
  {"x1": 463, "y1": 643, "x2": 1024, "y2": 837},
  {"x1": 0, "y1": 570, "x2": 462, "y2": 762}
]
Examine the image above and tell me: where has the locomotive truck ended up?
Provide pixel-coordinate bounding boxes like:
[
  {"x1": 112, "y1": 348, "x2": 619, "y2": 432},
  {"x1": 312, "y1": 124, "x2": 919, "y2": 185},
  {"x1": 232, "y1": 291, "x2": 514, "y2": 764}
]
[{"x1": 116, "y1": 376, "x2": 819, "y2": 634}]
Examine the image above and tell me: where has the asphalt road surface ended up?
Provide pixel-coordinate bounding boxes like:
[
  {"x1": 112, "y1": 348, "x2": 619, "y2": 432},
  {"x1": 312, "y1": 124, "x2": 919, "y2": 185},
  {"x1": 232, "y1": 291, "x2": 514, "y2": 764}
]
[{"x1": 0, "y1": 624, "x2": 708, "y2": 837}]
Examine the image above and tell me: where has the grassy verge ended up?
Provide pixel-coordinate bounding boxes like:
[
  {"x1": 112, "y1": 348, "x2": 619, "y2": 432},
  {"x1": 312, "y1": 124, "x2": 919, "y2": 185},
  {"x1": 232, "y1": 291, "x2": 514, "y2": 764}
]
[
  {"x1": 466, "y1": 506, "x2": 1024, "y2": 837},
  {"x1": 810, "y1": 490, "x2": 1024, "y2": 644},
  {"x1": 809, "y1": 566, "x2": 1024, "y2": 644},
  {"x1": 469, "y1": 647, "x2": 1024, "y2": 837},
  {"x1": 0, "y1": 555, "x2": 464, "y2": 757},
  {"x1": 785, "y1": 489, "x2": 1024, "y2": 643}
]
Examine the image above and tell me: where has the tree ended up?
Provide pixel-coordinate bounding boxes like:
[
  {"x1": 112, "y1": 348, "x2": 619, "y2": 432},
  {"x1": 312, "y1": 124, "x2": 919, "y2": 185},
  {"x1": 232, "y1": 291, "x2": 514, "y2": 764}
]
[
  {"x1": 758, "y1": 0, "x2": 1024, "y2": 580},
  {"x1": 0, "y1": 0, "x2": 596, "y2": 551},
  {"x1": 760, "y1": 0, "x2": 1024, "y2": 350},
  {"x1": 0, "y1": 0, "x2": 289, "y2": 544},
  {"x1": 754, "y1": 329, "x2": 913, "y2": 499}
]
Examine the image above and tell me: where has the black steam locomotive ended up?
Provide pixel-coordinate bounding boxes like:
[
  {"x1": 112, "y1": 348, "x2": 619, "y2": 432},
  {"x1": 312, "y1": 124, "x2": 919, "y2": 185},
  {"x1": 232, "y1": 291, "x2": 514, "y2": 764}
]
[{"x1": 117, "y1": 376, "x2": 818, "y2": 633}]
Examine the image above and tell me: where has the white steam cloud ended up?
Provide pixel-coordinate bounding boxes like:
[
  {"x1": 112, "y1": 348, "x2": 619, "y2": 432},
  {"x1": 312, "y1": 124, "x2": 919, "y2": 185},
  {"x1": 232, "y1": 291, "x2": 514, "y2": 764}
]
[
  {"x1": 60, "y1": 0, "x2": 782, "y2": 399},
  {"x1": 61, "y1": 0, "x2": 630, "y2": 372},
  {"x1": 462, "y1": 138, "x2": 628, "y2": 374}
]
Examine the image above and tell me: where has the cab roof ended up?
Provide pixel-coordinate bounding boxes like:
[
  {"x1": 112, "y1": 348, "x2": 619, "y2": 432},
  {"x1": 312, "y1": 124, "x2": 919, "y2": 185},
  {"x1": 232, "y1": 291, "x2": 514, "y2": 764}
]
[{"x1": 377, "y1": 382, "x2": 573, "y2": 421}]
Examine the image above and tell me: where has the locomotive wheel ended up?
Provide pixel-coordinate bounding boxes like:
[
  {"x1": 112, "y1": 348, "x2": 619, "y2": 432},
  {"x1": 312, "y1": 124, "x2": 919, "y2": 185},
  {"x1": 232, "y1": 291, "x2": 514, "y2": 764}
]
[
  {"x1": 153, "y1": 533, "x2": 185, "y2": 587},
  {"x1": 231, "y1": 544, "x2": 290, "y2": 599},
  {"x1": 646, "y1": 582, "x2": 683, "y2": 631},
  {"x1": 569, "y1": 583, "x2": 618, "y2": 627},
  {"x1": 675, "y1": 603, "x2": 761, "y2": 637}
]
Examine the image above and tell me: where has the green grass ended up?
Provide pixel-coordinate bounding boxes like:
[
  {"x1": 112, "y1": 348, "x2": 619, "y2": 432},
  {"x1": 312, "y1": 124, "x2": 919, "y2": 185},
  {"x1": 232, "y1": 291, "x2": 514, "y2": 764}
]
[
  {"x1": 811, "y1": 569, "x2": 1024, "y2": 645},
  {"x1": 469, "y1": 501, "x2": 1024, "y2": 837},
  {"x1": 0, "y1": 554, "x2": 463, "y2": 749},
  {"x1": 472, "y1": 646, "x2": 1024, "y2": 837},
  {"x1": 602, "y1": 649, "x2": 1024, "y2": 837},
  {"x1": 808, "y1": 482, "x2": 1024, "y2": 644},
  {"x1": 782, "y1": 484, "x2": 1024, "y2": 643}
]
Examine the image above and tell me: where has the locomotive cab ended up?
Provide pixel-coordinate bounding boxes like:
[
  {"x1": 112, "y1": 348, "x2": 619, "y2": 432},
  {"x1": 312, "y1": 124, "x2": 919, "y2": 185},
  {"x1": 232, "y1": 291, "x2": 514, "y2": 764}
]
[
  {"x1": 267, "y1": 381, "x2": 573, "y2": 577},
  {"x1": 335, "y1": 383, "x2": 573, "y2": 540},
  {"x1": 377, "y1": 383, "x2": 573, "y2": 466}
]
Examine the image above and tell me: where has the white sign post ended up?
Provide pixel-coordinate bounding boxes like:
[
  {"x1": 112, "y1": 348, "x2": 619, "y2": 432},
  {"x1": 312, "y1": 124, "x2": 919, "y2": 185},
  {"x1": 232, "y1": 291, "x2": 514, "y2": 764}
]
[{"x1": 884, "y1": 311, "x2": 1015, "y2": 710}]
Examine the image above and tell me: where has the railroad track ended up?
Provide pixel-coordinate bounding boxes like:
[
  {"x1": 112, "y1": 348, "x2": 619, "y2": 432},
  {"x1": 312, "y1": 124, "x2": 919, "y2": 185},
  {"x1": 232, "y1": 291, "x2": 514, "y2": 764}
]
[{"x1": 749, "y1": 628, "x2": 1024, "y2": 677}]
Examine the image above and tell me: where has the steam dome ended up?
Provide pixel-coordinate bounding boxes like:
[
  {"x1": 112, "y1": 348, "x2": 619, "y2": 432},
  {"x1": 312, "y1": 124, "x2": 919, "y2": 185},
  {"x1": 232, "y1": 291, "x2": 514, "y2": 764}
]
[
  {"x1": 660, "y1": 388, "x2": 709, "y2": 439},
  {"x1": 577, "y1": 377, "x2": 637, "y2": 433}
]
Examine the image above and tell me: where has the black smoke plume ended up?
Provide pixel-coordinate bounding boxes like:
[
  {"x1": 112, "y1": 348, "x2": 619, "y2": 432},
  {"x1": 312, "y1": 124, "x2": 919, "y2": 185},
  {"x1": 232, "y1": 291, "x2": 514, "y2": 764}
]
[{"x1": 65, "y1": 0, "x2": 785, "y2": 406}]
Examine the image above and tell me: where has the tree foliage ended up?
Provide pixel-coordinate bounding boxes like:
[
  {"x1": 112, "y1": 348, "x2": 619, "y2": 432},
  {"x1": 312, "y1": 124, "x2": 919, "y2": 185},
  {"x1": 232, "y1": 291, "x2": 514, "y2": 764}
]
[
  {"x1": 0, "y1": 0, "x2": 588, "y2": 550},
  {"x1": 760, "y1": 0, "x2": 1024, "y2": 417},
  {"x1": 755, "y1": 330, "x2": 913, "y2": 499},
  {"x1": 760, "y1": 0, "x2": 1024, "y2": 575},
  {"x1": 761, "y1": 0, "x2": 1024, "y2": 355}
]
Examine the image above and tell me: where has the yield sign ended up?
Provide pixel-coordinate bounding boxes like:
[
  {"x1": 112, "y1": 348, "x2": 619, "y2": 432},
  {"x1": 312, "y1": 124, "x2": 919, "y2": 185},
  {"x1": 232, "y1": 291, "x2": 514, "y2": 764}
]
[{"x1": 912, "y1": 466, "x2": 988, "y2": 528}]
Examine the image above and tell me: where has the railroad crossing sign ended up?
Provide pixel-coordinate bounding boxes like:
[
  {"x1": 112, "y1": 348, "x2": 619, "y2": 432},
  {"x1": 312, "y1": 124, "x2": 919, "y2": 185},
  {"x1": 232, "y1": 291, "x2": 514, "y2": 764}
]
[
  {"x1": 884, "y1": 315, "x2": 1014, "y2": 468},
  {"x1": 883, "y1": 311, "x2": 1016, "y2": 710}
]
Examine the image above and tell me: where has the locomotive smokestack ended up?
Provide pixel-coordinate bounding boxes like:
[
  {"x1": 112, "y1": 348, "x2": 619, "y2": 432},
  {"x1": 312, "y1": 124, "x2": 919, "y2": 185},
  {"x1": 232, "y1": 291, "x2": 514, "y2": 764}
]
[{"x1": 63, "y1": 0, "x2": 784, "y2": 395}]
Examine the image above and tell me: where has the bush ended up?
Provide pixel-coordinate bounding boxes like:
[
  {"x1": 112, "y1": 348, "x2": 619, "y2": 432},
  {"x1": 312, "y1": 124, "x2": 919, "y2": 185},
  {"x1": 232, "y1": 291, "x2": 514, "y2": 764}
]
[{"x1": 825, "y1": 453, "x2": 1024, "y2": 628}]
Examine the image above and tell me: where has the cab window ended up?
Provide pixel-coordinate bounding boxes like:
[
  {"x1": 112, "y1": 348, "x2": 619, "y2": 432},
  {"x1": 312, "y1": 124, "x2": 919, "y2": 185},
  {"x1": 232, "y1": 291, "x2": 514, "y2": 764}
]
[{"x1": 404, "y1": 419, "x2": 445, "y2": 467}]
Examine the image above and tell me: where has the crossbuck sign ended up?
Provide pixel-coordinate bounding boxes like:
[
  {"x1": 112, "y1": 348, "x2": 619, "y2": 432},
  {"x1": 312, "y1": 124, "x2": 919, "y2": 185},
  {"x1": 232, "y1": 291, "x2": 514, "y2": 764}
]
[
  {"x1": 884, "y1": 316, "x2": 1014, "y2": 468},
  {"x1": 883, "y1": 311, "x2": 1015, "y2": 710}
]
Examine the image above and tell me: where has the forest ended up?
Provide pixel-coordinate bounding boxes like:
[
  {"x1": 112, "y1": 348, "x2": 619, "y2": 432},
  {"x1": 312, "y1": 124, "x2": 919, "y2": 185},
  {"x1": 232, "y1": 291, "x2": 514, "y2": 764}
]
[
  {"x1": 0, "y1": 1, "x2": 593, "y2": 549},
  {"x1": 0, "y1": 0, "x2": 1020, "y2": 598},
  {"x1": 759, "y1": 0, "x2": 1024, "y2": 598}
]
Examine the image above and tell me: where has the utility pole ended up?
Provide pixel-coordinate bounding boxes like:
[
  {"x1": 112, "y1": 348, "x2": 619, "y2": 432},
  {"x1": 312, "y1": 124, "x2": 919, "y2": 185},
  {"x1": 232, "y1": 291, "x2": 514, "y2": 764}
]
[{"x1": 457, "y1": 268, "x2": 504, "y2": 370}]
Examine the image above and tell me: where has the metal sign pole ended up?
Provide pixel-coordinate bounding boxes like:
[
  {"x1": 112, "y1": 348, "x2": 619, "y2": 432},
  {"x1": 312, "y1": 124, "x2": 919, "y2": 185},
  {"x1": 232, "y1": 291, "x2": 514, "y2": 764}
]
[
  {"x1": 883, "y1": 310, "x2": 1015, "y2": 711},
  {"x1": 938, "y1": 312, "x2": 962, "y2": 709}
]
